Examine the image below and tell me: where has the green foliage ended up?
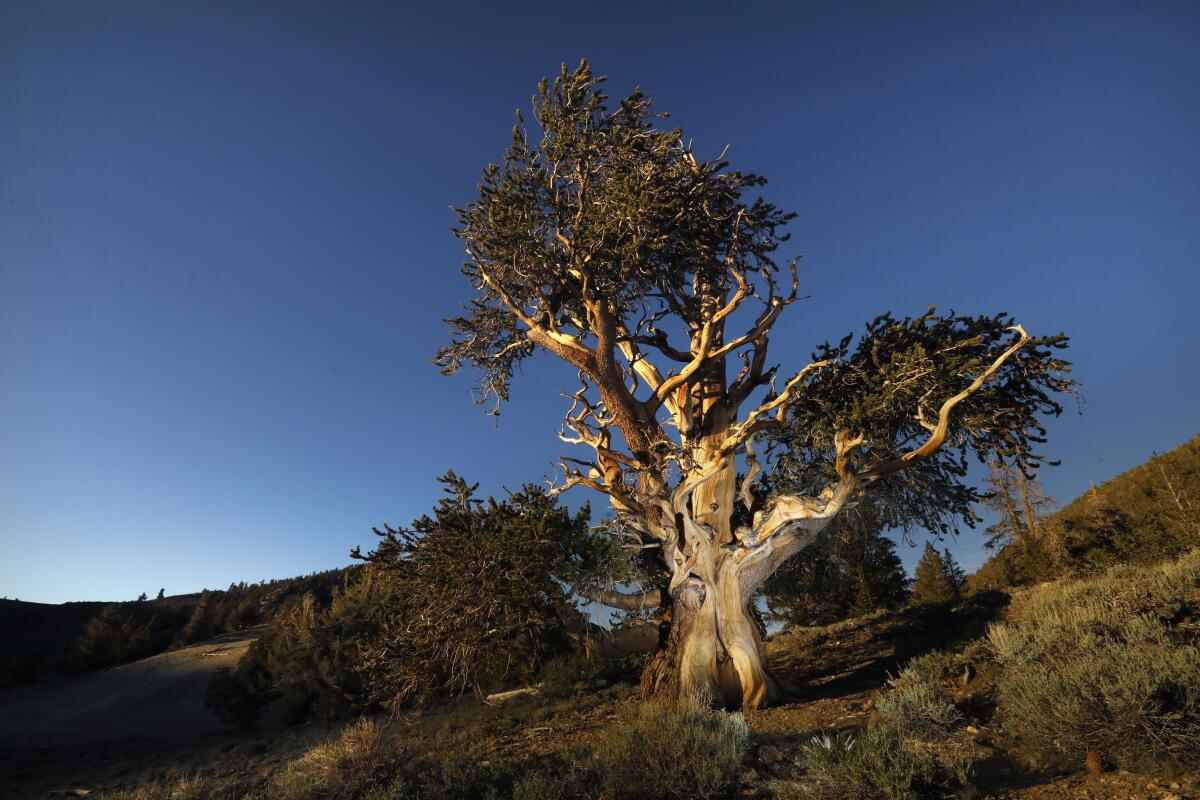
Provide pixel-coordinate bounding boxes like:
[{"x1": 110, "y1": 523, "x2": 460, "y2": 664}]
[
  {"x1": 773, "y1": 308, "x2": 1073, "y2": 541},
  {"x1": 795, "y1": 667, "x2": 974, "y2": 799},
  {"x1": 1056, "y1": 436, "x2": 1200, "y2": 568},
  {"x1": 909, "y1": 543, "x2": 963, "y2": 606},
  {"x1": 538, "y1": 650, "x2": 635, "y2": 697},
  {"x1": 978, "y1": 460, "x2": 1061, "y2": 585},
  {"x1": 988, "y1": 551, "x2": 1200, "y2": 770},
  {"x1": 178, "y1": 571, "x2": 348, "y2": 646},
  {"x1": 209, "y1": 472, "x2": 607, "y2": 722},
  {"x1": 762, "y1": 500, "x2": 909, "y2": 626},
  {"x1": 205, "y1": 664, "x2": 269, "y2": 726},
  {"x1": 207, "y1": 571, "x2": 391, "y2": 724},
  {"x1": 972, "y1": 435, "x2": 1200, "y2": 588},
  {"x1": 587, "y1": 698, "x2": 750, "y2": 800},
  {"x1": 902, "y1": 641, "x2": 990, "y2": 684},
  {"x1": 876, "y1": 668, "x2": 963, "y2": 738},
  {"x1": 55, "y1": 570, "x2": 348, "y2": 677},
  {"x1": 436, "y1": 59, "x2": 795, "y2": 412},
  {"x1": 352, "y1": 472, "x2": 603, "y2": 710}
]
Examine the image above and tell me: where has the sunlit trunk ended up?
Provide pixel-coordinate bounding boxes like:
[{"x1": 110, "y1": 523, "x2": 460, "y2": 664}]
[
  {"x1": 637, "y1": 407, "x2": 784, "y2": 710},
  {"x1": 639, "y1": 555, "x2": 780, "y2": 710}
]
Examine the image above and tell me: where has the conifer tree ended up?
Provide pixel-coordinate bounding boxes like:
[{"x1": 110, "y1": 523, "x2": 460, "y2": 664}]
[
  {"x1": 762, "y1": 500, "x2": 909, "y2": 626},
  {"x1": 911, "y1": 542, "x2": 961, "y2": 606},
  {"x1": 941, "y1": 546, "x2": 966, "y2": 590},
  {"x1": 981, "y1": 459, "x2": 1061, "y2": 584},
  {"x1": 180, "y1": 590, "x2": 216, "y2": 644}
]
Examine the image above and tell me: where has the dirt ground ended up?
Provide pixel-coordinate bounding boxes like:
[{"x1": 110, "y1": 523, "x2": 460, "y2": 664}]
[
  {"x1": 2, "y1": 607, "x2": 1197, "y2": 800},
  {"x1": 0, "y1": 630, "x2": 310, "y2": 799}
]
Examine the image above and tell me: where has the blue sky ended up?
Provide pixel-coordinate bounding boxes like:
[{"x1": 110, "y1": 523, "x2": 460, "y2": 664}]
[{"x1": 2, "y1": 1, "x2": 1197, "y2": 603}]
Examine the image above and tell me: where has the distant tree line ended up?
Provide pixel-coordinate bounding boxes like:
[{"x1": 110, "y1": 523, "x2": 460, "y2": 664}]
[{"x1": 58, "y1": 570, "x2": 348, "y2": 675}]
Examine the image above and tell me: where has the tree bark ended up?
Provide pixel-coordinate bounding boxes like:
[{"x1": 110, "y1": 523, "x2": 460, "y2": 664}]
[{"x1": 638, "y1": 556, "x2": 781, "y2": 710}]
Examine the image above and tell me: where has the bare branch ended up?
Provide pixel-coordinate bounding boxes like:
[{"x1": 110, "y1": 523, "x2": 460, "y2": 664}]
[{"x1": 722, "y1": 360, "x2": 830, "y2": 453}]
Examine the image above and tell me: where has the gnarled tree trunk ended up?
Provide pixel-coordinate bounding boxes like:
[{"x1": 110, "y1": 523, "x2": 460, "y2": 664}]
[
  {"x1": 639, "y1": 566, "x2": 780, "y2": 710},
  {"x1": 632, "y1": 421, "x2": 844, "y2": 710}
]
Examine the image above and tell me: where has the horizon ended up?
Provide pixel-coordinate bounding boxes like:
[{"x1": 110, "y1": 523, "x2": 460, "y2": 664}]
[{"x1": 3, "y1": 1, "x2": 1198, "y2": 604}]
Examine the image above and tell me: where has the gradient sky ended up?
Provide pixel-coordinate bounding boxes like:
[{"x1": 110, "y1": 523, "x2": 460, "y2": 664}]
[{"x1": 2, "y1": 1, "x2": 1197, "y2": 603}]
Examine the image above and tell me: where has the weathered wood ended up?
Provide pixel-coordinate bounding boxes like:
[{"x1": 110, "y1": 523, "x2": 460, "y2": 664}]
[{"x1": 484, "y1": 685, "x2": 541, "y2": 705}]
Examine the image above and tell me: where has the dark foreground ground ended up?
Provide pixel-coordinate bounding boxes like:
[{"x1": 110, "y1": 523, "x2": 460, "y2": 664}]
[{"x1": 1, "y1": 601, "x2": 1196, "y2": 800}]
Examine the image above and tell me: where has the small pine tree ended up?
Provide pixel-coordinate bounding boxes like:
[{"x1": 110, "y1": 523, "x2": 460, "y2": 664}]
[
  {"x1": 137, "y1": 592, "x2": 147, "y2": 602},
  {"x1": 180, "y1": 590, "x2": 216, "y2": 643},
  {"x1": 156, "y1": 588, "x2": 165, "y2": 600},
  {"x1": 911, "y1": 542, "x2": 961, "y2": 606},
  {"x1": 761, "y1": 500, "x2": 909, "y2": 627},
  {"x1": 941, "y1": 547, "x2": 965, "y2": 590}
]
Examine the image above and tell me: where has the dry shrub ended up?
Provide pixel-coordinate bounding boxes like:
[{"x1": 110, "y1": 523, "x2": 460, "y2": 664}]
[
  {"x1": 796, "y1": 725, "x2": 974, "y2": 800},
  {"x1": 268, "y1": 718, "x2": 388, "y2": 800},
  {"x1": 793, "y1": 668, "x2": 974, "y2": 800},
  {"x1": 98, "y1": 776, "x2": 246, "y2": 800},
  {"x1": 588, "y1": 698, "x2": 750, "y2": 800},
  {"x1": 876, "y1": 668, "x2": 963, "y2": 738},
  {"x1": 989, "y1": 550, "x2": 1200, "y2": 770}
]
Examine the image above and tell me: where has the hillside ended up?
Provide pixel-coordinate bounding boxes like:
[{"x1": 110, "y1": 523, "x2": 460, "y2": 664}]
[
  {"x1": 0, "y1": 569, "x2": 352, "y2": 690},
  {"x1": 0, "y1": 599, "x2": 125, "y2": 688},
  {"x1": 971, "y1": 433, "x2": 1200, "y2": 589}
]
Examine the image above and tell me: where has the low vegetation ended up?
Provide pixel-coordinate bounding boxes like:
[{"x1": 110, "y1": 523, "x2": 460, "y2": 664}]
[
  {"x1": 988, "y1": 550, "x2": 1200, "y2": 771},
  {"x1": 15, "y1": 570, "x2": 352, "y2": 679},
  {"x1": 206, "y1": 472, "x2": 625, "y2": 724},
  {"x1": 589, "y1": 699, "x2": 750, "y2": 800},
  {"x1": 788, "y1": 667, "x2": 974, "y2": 800},
  {"x1": 98, "y1": 696, "x2": 750, "y2": 800}
]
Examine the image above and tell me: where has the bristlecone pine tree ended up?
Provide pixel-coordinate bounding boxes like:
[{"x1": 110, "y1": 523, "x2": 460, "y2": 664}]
[
  {"x1": 910, "y1": 543, "x2": 962, "y2": 606},
  {"x1": 436, "y1": 61, "x2": 1074, "y2": 709}
]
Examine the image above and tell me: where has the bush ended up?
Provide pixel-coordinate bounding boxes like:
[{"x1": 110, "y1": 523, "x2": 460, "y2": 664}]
[
  {"x1": 989, "y1": 551, "x2": 1200, "y2": 771},
  {"x1": 588, "y1": 698, "x2": 750, "y2": 800},
  {"x1": 539, "y1": 650, "x2": 637, "y2": 697},
  {"x1": 98, "y1": 776, "x2": 249, "y2": 800},
  {"x1": 268, "y1": 718, "x2": 389, "y2": 800},
  {"x1": 992, "y1": 614, "x2": 1200, "y2": 770},
  {"x1": 206, "y1": 577, "x2": 386, "y2": 725},
  {"x1": 511, "y1": 771, "x2": 570, "y2": 800},
  {"x1": 791, "y1": 668, "x2": 973, "y2": 800},
  {"x1": 875, "y1": 668, "x2": 963, "y2": 739},
  {"x1": 797, "y1": 724, "x2": 974, "y2": 800},
  {"x1": 267, "y1": 716, "x2": 518, "y2": 800},
  {"x1": 62, "y1": 603, "x2": 189, "y2": 674},
  {"x1": 205, "y1": 664, "x2": 270, "y2": 726}
]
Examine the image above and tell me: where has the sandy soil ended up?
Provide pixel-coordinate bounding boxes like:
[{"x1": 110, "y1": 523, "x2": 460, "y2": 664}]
[
  {"x1": 0, "y1": 630, "x2": 273, "y2": 799},
  {"x1": 0, "y1": 629, "x2": 255, "y2": 749}
]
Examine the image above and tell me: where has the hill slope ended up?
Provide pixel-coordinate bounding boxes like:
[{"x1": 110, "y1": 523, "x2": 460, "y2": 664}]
[{"x1": 971, "y1": 433, "x2": 1200, "y2": 588}]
